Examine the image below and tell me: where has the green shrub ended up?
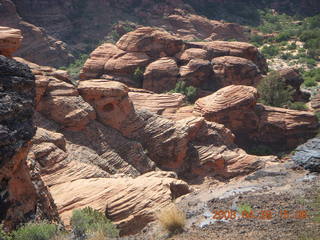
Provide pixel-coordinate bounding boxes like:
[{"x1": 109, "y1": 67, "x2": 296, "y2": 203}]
[
  {"x1": 304, "y1": 78, "x2": 317, "y2": 87},
  {"x1": 315, "y1": 112, "x2": 320, "y2": 122},
  {"x1": 132, "y1": 67, "x2": 144, "y2": 85},
  {"x1": 237, "y1": 203, "x2": 252, "y2": 215},
  {"x1": 70, "y1": 207, "x2": 119, "y2": 239},
  {"x1": 60, "y1": 54, "x2": 89, "y2": 82},
  {"x1": 257, "y1": 71, "x2": 294, "y2": 107},
  {"x1": 170, "y1": 81, "x2": 198, "y2": 103},
  {"x1": 261, "y1": 45, "x2": 280, "y2": 58},
  {"x1": 288, "y1": 102, "x2": 308, "y2": 111},
  {"x1": 247, "y1": 144, "x2": 274, "y2": 156},
  {"x1": 12, "y1": 222, "x2": 58, "y2": 240},
  {"x1": 287, "y1": 42, "x2": 297, "y2": 50}
]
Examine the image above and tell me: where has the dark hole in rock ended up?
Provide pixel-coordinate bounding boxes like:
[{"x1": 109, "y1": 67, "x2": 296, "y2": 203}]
[{"x1": 103, "y1": 103, "x2": 114, "y2": 112}]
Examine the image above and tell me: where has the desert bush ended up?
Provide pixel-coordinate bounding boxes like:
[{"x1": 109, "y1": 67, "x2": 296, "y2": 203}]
[
  {"x1": 12, "y1": 222, "x2": 58, "y2": 240},
  {"x1": 60, "y1": 54, "x2": 89, "y2": 81},
  {"x1": 257, "y1": 71, "x2": 294, "y2": 107},
  {"x1": 261, "y1": 45, "x2": 279, "y2": 58},
  {"x1": 237, "y1": 203, "x2": 252, "y2": 215},
  {"x1": 132, "y1": 67, "x2": 144, "y2": 85},
  {"x1": 170, "y1": 81, "x2": 198, "y2": 103},
  {"x1": 70, "y1": 207, "x2": 119, "y2": 239},
  {"x1": 304, "y1": 78, "x2": 317, "y2": 87},
  {"x1": 157, "y1": 204, "x2": 186, "y2": 235},
  {"x1": 247, "y1": 144, "x2": 274, "y2": 156},
  {"x1": 288, "y1": 102, "x2": 308, "y2": 111}
]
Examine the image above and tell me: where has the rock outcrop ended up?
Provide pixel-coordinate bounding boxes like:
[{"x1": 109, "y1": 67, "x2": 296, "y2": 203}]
[
  {"x1": 0, "y1": 26, "x2": 22, "y2": 57},
  {"x1": 212, "y1": 56, "x2": 262, "y2": 87},
  {"x1": 292, "y1": 137, "x2": 320, "y2": 172},
  {"x1": 194, "y1": 85, "x2": 319, "y2": 148},
  {"x1": 81, "y1": 27, "x2": 266, "y2": 97},
  {"x1": 0, "y1": 56, "x2": 59, "y2": 229}
]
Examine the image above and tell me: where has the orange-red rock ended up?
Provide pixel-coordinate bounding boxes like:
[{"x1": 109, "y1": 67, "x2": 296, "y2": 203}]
[
  {"x1": 116, "y1": 27, "x2": 184, "y2": 58},
  {"x1": 143, "y1": 57, "x2": 179, "y2": 93},
  {"x1": 212, "y1": 56, "x2": 262, "y2": 87},
  {"x1": 0, "y1": 26, "x2": 22, "y2": 57}
]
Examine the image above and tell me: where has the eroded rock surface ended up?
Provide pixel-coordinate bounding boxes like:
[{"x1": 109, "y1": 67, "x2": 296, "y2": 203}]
[{"x1": 0, "y1": 26, "x2": 22, "y2": 57}]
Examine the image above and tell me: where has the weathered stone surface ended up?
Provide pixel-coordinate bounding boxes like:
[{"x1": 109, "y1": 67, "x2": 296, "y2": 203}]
[
  {"x1": 176, "y1": 48, "x2": 210, "y2": 64},
  {"x1": 49, "y1": 172, "x2": 190, "y2": 235},
  {"x1": 212, "y1": 56, "x2": 262, "y2": 87},
  {"x1": 179, "y1": 59, "x2": 214, "y2": 89},
  {"x1": 0, "y1": 56, "x2": 59, "y2": 229},
  {"x1": 188, "y1": 41, "x2": 268, "y2": 74},
  {"x1": 0, "y1": 1, "x2": 73, "y2": 67},
  {"x1": 311, "y1": 90, "x2": 320, "y2": 113},
  {"x1": 292, "y1": 137, "x2": 320, "y2": 172},
  {"x1": 80, "y1": 43, "x2": 124, "y2": 80},
  {"x1": 143, "y1": 57, "x2": 179, "y2": 93},
  {"x1": 129, "y1": 91, "x2": 186, "y2": 116},
  {"x1": 194, "y1": 85, "x2": 259, "y2": 134},
  {"x1": 195, "y1": 85, "x2": 319, "y2": 148},
  {"x1": 104, "y1": 52, "x2": 150, "y2": 75},
  {"x1": 0, "y1": 26, "x2": 22, "y2": 57},
  {"x1": 116, "y1": 27, "x2": 184, "y2": 58},
  {"x1": 254, "y1": 104, "x2": 319, "y2": 148}
]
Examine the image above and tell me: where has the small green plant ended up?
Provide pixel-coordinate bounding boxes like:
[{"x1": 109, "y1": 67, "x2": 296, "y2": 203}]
[
  {"x1": 70, "y1": 207, "x2": 119, "y2": 239},
  {"x1": 12, "y1": 222, "x2": 58, "y2": 240},
  {"x1": 315, "y1": 112, "x2": 320, "y2": 122},
  {"x1": 156, "y1": 204, "x2": 186, "y2": 235},
  {"x1": 237, "y1": 203, "x2": 252, "y2": 215},
  {"x1": 170, "y1": 81, "x2": 198, "y2": 103},
  {"x1": 288, "y1": 102, "x2": 308, "y2": 111},
  {"x1": 257, "y1": 71, "x2": 294, "y2": 107},
  {"x1": 132, "y1": 67, "x2": 145, "y2": 85},
  {"x1": 261, "y1": 45, "x2": 280, "y2": 58},
  {"x1": 304, "y1": 78, "x2": 317, "y2": 87},
  {"x1": 60, "y1": 54, "x2": 89, "y2": 82}
]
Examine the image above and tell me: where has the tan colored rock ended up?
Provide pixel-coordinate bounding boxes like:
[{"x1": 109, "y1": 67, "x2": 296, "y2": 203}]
[
  {"x1": 143, "y1": 57, "x2": 179, "y2": 93},
  {"x1": 194, "y1": 85, "x2": 259, "y2": 135},
  {"x1": 49, "y1": 172, "x2": 190, "y2": 235},
  {"x1": 212, "y1": 56, "x2": 262, "y2": 88},
  {"x1": 195, "y1": 85, "x2": 318, "y2": 148},
  {"x1": 104, "y1": 52, "x2": 150, "y2": 75},
  {"x1": 0, "y1": 26, "x2": 22, "y2": 57},
  {"x1": 176, "y1": 48, "x2": 210, "y2": 63},
  {"x1": 116, "y1": 27, "x2": 184, "y2": 58},
  {"x1": 129, "y1": 91, "x2": 186, "y2": 115},
  {"x1": 255, "y1": 104, "x2": 319, "y2": 148},
  {"x1": 80, "y1": 43, "x2": 124, "y2": 79},
  {"x1": 188, "y1": 41, "x2": 268, "y2": 74},
  {"x1": 311, "y1": 91, "x2": 320, "y2": 113}
]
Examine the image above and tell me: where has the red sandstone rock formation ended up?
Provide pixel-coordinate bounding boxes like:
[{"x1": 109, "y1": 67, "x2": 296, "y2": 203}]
[{"x1": 0, "y1": 26, "x2": 22, "y2": 57}]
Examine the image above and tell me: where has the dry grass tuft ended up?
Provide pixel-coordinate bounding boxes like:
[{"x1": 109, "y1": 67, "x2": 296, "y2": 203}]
[
  {"x1": 156, "y1": 204, "x2": 186, "y2": 235},
  {"x1": 87, "y1": 230, "x2": 108, "y2": 240}
]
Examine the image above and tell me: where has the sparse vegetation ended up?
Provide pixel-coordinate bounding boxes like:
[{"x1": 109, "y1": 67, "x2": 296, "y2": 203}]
[
  {"x1": 12, "y1": 222, "x2": 58, "y2": 240},
  {"x1": 288, "y1": 102, "x2": 308, "y2": 111},
  {"x1": 157, "y1": 204, "x2": 186, "y2": 235},
  {"x1": 261, "y1": 45, "x2": 280, "y2": 58},
  {"x1": 170, "y1": 81, "x2": 198, "y2": 103},
  {"x1": 257, "y1": 71, "x2": 294, "y2": 107},
  {"x1": 70, "y1": 207, "x2": 119, "y2": 239},
  {"x1": 247, "y1": 144, "x2": 275, "y2": 156},
  {"x1": 60, "y1": 54, "x2": 89, "y2": 83},
  {"x1": 237, "y1": 203, "x2": 252, "y2": 215},
  {"x1": 132, "y1": 67, "x2": 145, "y2": 85}
]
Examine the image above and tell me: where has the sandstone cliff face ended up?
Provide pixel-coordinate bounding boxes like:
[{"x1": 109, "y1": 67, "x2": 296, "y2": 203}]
[
  {"x1": 0, "y1": 0, "x2": 74, "y2": 67},
  {"x1": 0, "y1": 56, "x2": 60, "y2": 230}
]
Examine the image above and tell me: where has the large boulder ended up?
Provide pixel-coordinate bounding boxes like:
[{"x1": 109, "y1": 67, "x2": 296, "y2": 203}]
[
  {"x1": 80, "y1": 43, "x2": 124, "y2": 80},
  {"x1": 0, "y1": 26, "x2": 22, "y2": 57},
  {"x1": 212, "y1": 56, "x2": 262, "y2": 88},
  {"x1": 116, "y1": 27, "x2": 184, "y2": 58},
  {"x1": 292, "y1": 137, "x2": 320, "y2": 172},
  {"x1": 194, "y1": 85, "x2": 259, "y2": 137},
  {"x1": 188, "y1": 41, "x2": 268, "y2": 74},
  {"x1": 143, "y1": 57, "x2": 179, "y2": 93},
  {"x1": 194, "y1": 85, "x2": 318, "y2": 148}
]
